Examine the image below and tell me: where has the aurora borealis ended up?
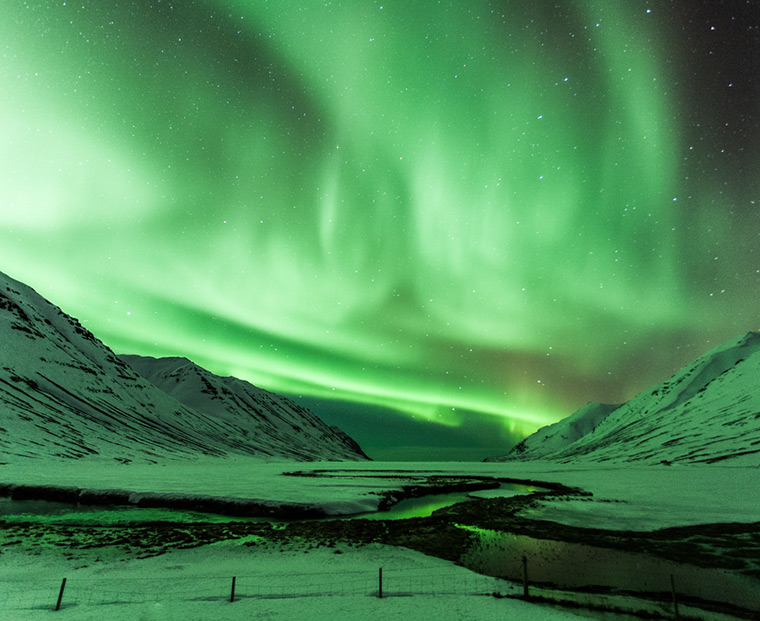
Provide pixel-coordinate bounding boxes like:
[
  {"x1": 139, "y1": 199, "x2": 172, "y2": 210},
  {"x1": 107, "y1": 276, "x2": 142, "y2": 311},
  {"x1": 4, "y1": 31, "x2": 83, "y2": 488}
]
[{"x1": 2, "y1": 1, "x2": 759, "y2": 459}]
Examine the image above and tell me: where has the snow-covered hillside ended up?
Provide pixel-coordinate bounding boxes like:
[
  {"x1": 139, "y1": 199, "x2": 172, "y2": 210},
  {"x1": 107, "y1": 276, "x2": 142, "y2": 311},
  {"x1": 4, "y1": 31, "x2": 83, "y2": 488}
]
[
  {"x1": 0, "y1": 270, "x2": 368, "y2": 463},
  {"x1": 493, "y1": 402, "x2": 621, "y2": 462},
  {"x1": 488, "y1": 332, "x2": 760, "y2": 465},
  {"x1": 120, "y1": 355, "x2": 369, "y2": 462}
]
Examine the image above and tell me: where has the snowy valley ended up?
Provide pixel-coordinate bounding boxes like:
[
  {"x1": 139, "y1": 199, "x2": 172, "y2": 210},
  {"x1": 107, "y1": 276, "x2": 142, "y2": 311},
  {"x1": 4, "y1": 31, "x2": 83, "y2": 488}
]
[{"x1": 1, "y1": 270, "x2": 759, "y2": 620}]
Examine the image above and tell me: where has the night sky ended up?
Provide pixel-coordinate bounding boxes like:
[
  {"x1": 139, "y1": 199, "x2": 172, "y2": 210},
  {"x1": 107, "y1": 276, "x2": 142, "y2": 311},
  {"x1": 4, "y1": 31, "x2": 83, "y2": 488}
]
[{"x1": 2, "y1": 1, "x2": 759, "y2": 460}]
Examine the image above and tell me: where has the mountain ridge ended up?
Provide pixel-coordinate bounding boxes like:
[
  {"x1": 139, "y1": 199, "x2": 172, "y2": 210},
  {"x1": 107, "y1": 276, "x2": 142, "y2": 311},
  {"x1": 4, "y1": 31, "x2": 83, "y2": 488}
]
[
  {"x1": 119, "y1": 354, "x2": 370, "y2": 461},
  {"x1": 487, "y1": 332, "x2": 760, "y2": 465},
  {"x1": 0, "y1": 270, "x2": 368, "y2": 463}
]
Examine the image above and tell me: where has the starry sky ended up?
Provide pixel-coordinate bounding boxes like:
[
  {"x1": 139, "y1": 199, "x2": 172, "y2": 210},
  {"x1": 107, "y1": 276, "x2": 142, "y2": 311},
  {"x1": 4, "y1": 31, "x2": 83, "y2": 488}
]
[{"x1": 2, "y1": 1, "x2": 759, "y2": 460}]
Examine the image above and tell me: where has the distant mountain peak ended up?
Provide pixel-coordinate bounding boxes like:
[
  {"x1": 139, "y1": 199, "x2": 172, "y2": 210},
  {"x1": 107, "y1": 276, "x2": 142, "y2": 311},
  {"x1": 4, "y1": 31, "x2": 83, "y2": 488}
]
[
  {"x1": 486, "y1": 402, "x2": 621, "y2": 462},
  {"x1": 120, "y1": 354, "x2": 371, "y2": 462},
  {"x1": 487, "y1": 333, "x2": 760, "y2": 465}
]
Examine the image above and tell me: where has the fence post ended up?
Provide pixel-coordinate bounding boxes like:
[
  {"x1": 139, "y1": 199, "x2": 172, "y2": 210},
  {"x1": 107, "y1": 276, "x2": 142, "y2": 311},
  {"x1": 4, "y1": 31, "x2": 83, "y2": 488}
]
[
  {"x1": 55, "y1": 577, "x2": 67, "y2": 611},
  {"x1": 670, "y1": 574, "x2": 679, "y2": 619},
  {"x1": 522, "y1": 556, "x2": 529, "y2": 599},
  {"x1": 230, "y1": 576, "x2": 236, "y2": 603},
  {"x1": 378, "y1": 567, "x2": 383, "y2": 598}
]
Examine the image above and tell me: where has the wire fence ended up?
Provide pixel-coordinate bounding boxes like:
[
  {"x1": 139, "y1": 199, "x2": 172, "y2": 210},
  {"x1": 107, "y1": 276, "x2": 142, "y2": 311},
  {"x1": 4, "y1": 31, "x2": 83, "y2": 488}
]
[{"x1": 1, "y1": 568, "x2": 517, "y2": 612}]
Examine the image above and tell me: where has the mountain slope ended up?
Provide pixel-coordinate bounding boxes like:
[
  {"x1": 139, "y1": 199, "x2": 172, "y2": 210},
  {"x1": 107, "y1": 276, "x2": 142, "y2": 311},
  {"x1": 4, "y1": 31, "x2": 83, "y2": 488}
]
[
  {"x1": 119, "y1": 355, "x2": 369, "y2": 462},
  {"x1": 0, "y1": 270, "x2": 368, "y2": 463},
  {"x1": 496, "y1": 402, "x2": 622, "y2": 461},
  {"x1": 488, "y1": 332, "x2": 760, "y2": 465}
]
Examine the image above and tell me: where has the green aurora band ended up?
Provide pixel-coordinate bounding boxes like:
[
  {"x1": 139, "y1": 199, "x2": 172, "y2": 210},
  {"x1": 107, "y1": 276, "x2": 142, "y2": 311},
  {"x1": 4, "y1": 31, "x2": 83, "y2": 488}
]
[{"x1": 2, "y1": 1, "x2": 758, "y2": 456}]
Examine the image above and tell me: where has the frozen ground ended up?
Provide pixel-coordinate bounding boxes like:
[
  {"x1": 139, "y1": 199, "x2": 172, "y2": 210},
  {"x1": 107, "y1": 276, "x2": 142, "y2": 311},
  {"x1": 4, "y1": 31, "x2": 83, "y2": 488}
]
[
  {"x1": 3, "y1": 457, "x2": 759, "y2": 528},
  {"x1": 485, "y1": 462, "x2": 760, "y2": 530},
  {"x1": 1, "y1": 539, "x2": 587, "y2": 620}
]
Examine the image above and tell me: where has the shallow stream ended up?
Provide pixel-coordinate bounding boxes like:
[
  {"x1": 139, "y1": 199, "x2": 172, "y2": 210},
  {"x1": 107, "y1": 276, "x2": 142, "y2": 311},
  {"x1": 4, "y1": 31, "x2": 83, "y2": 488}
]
[
  {"x1": 461, "y1": 526, "x2": 760, "y2": 614},
  {"x1": 0, "y1": 482, "x2": 532, "y2": 524}
]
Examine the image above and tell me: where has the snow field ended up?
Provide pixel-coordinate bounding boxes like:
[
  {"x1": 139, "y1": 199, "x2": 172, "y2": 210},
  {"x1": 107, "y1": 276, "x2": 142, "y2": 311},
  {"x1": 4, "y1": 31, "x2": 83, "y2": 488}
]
[
  {"x1": 4, "y1": 459, "x2": 759, "y2": 529},
  {"x1": 0, "y1": 541, "x2": 585, "y2": 620}
]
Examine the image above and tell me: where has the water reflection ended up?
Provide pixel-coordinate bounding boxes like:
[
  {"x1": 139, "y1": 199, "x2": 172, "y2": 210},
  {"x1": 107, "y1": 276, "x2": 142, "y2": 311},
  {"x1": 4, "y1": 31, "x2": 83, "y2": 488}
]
[
  {"x1": 0, "y1": 497, "x2": 107, "y2": 517},
  {"x1": 460, "y1": 526, "x2": 760, "y2": 613},
  {"x1": 344, "y1": 483, "x2": 534, "y2": 521}
]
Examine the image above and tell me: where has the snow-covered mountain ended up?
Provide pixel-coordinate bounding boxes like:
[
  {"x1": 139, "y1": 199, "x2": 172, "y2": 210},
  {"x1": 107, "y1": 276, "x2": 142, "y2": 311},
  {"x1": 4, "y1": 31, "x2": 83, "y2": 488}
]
[
  {"x1": 488, "y1": 332, "x2": 760, "y2": 465},
  {"x1": 499, "y1": 402, "x2": 622, "y2": 462},
  {"x1": 0, "y1": 270, "x2": 368, "y2": 463},
  {"x1": 119, "y1": 354, "x2": 369, "y2": 462}
]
